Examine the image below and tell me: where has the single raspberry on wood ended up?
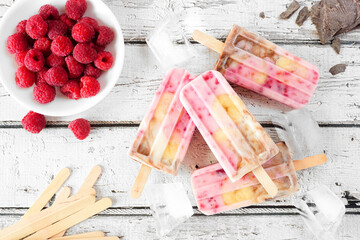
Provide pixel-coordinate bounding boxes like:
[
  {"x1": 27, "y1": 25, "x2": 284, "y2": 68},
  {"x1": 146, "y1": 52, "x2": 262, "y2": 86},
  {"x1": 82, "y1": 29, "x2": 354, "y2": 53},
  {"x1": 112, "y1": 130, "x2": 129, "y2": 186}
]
[
  {"x1": 61, "y1": 79, "x2": 81, "y2": 100},
  {"x1": 33, "y1": 83, "x2": 56, "y2": 104},
  {"x1": 65, "y1": 0, "x2": 87, "y2": 20},
  {"x1": 72, "y1": 22, "x2": 95, "y2": 43},
  {"x1": 39, "y1": 4, "x2": 59, "y2": 20},
  {"x1": 15, "y1": 51, "x2": 27, "y2": 67},
  {"x1": 34, "y1": 38, "x2": 52, "y2": 56},
  {"x1": 24, "y1": 49, "x2": 45, "y2": 72},
  {"x1": 15, "y1": 66, "x2": 36, "y2": 88},
  {"x1": 94, "y1": 51, "x2": 113, "y2": 71},
  {"x1": 65, "y1": 55, "x2": 84, "y2": 78},
  {"x1": 73, "y1": 43, "x2": 97, "y2": 64},
  {"x1": 68, "y1": 118, "x2": 90, "y2": 140},
  {"x1": 80, "y1": 76, "x2": 100, "y2": 98},
  {"x1": 47, "y1": 20, "x2": 68, "y2": 40},
  {"x1": 96, "y1": 26, "x2": 114, "y2": 46},
  {"x1": 46, "y1": 53, "x2": 65, "y2": 67},
  {"x1": 84, "y1": 64, "x2": 102, "y2": 78},
  {"x1": 26, "y1": 14, "x2": 48, "y2": 39},
  {"x1": 51, "y1": 36, "x2": 73, "y2": 56},
  {"x1": 36, "y1": 68, "x2": 48, "y2": 85},
  {"x1": 16, "y1": 20, "x2": 27, "y2": 34},
  {"x1": 22, "y1": 111, "x2": 46, "y2": 134},
  {"x1": 45, "y1": 66, "x2": 69, "y2": 86},
  {"x1": 79, "y1": 17, "x2": 99, "y2": 31},
  {"x1": 7, "y1": 33, "x2": 28, "y2": 54},
  {"x1": 60, "y1": 13, "x2": 76, "y2": 30}
]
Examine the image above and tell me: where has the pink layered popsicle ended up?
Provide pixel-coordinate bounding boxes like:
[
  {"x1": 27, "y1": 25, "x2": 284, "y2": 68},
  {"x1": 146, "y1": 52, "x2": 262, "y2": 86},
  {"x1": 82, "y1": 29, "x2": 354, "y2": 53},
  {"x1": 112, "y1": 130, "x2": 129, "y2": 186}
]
[
  {"x1": 180, "y1": 70, "x2": 279, "y2": 182},
  {"x1": 192, "y1": 142, "x2": 298, "y2": 215},
  {"x1": 128, "y1": 68, "x2": 196, "y2": 175}
]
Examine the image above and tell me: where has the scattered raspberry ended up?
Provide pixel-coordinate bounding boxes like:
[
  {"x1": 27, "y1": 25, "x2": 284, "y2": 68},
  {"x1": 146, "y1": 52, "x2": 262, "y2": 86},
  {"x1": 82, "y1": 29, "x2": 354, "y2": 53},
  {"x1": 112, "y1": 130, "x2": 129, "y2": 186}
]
[
  {"x1": 94, "y1": 51, "x2": 113, "y2": 71},
  {"x1": 73, "y1": 43, "x2": 97, "y2": 64},
  {"x1": 24, "y1": 49, "x2": 45, "y2": 72},
  {"x1": 72, "y1": 22, "x2": 95, "y2": 43},
  {"x1": 51, "y1": 36, "x2": 73, "y2": 56},
  {"x1": 84, "y1": 64, "x2": 102, "y2": 78},
  {"x1": 26, "y1": 14, "x2": 48, "y2": 39},
  {"x1": 46, "y1": 53, "x2": 65, "y2": 67},
  {"x1": 15, "y1": 51, "x2": 27, "y2": 67},
  {"x1": 45, "y1": 66, "x2": 69, "y2": 86},
  {"x1": 7, "y1": 33, "x2": 28, "y2": 54},
  {"x1": 22, "y1": 111, "x2": 46, "y2": 134},
  {"x1": 61, "y1": 79, "x2": 81, "y2": 100},
  {"x1": 47, "y1": 20, "x2": 68, "y2": 40},
  {"x1": 16, "y1": 20, "x2": 27, "y2": 34},
  {"x1": 34, "y1": 38, "x2": 51, "y2": 56},
  {"x1": 79, "y1": 17, "x2": 99, "y2": 31},
  {"x1": 33, "y1": 83, "x2": 56, "y2": 104},
  {"x1": 89, "y1": 42, "x2": 105, "y2": 53},
  {"x1": 15, "y1": 66, "x2": 36, "y2": 88},
  {"x1": 36, "y1": 68, "x2": 48, "y2": 85},
  {"x1": 68, "y1": 118, "x2": 90, "y2": 140},
  {"x1": 65, "y1": 55, "x2": 84, "y2": 78},
  {"x1": 65, "y1": 0, "x2": 87, "y2": 20},
  {"x1": 39, "y1": 4, "x2": 59, "y2": 20},
  {"x1": 80, "y1": 76, "x2": 100, "y2": 98},
  {"x1": 60, "y1": 13, "x2": 76, "y2": 30},
  {"x1": 96, "y1": 26, "x2": 114, "y2": 46}
]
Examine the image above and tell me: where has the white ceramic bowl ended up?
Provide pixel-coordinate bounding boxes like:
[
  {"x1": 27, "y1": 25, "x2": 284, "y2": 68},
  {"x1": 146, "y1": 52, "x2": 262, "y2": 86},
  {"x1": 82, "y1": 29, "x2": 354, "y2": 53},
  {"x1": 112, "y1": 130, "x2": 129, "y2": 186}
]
[{"x1": 0, "y1": 0, "x2": 124, "y2": 116}]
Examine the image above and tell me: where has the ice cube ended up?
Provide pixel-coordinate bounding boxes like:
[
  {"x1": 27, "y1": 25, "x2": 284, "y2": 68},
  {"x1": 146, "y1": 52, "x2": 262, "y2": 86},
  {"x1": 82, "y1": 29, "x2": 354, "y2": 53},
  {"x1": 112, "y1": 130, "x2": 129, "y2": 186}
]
[
  {"x1": 146, "y1": 182, "x2": 194, "y2": 236},
  {"x1": 294, "y1": 185, "x2": 345, "y2": 240},
  {"x1": 272, "y1": 108, "x2": 323, "y2": 160},
  {"x1": 146, "y1": 13, "x2": 196, "y2": 69}
]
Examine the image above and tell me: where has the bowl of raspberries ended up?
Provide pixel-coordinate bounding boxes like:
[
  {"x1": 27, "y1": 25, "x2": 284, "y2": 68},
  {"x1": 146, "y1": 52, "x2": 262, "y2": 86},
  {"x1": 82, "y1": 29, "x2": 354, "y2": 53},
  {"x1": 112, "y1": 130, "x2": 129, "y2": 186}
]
[{"x1": 0, "y1": 0, "x2": 124, "y2": 116}]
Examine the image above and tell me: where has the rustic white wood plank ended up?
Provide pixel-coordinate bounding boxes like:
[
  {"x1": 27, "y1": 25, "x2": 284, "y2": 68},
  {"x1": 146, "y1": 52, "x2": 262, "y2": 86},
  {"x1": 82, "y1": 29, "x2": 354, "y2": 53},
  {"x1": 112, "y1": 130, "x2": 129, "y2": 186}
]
[
  {"x1": 0, "y1": 126, "x2": 359, "y2": 207},
  {"x1": 0, "y1": 214, "x2": 359, "y2": 239},
  {"x1": 0, "y1": 43, "x2": 359, "y2": 124}
]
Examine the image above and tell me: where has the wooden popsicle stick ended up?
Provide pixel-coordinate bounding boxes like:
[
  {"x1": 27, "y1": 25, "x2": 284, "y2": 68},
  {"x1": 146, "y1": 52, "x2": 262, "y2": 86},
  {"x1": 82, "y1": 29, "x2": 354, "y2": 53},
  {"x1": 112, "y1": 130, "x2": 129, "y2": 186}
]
[
  {"x1": 192, "y1": 30, "x2": 224, "y2": 53},
  {"x1": 294, "y1": 154, "x2": 327, "y2": 171},
  {"x1": 0, "y1": 195, "x2": 95, "y2": 240},
  {"x1": 51, "y1": 187, "x2": 73, "y2": 238},
  {"x1": 252, "y1": 166, "x2": 278, "y2": 197},
  {"x1": 130, "y1": 164, "x2": 152, "y2": 199},
  {"x1": 78, "y1": 165, "x2": 102, "y2": 194},
  {"x1": 66, "y1": 188, "x2": 96, "y2": 202},
  {"x1": 54, "y1": 237, "x2": 119, "y2": 240},
  {"x1": 51, "y1": 231, "x2": 105, "y2": 239},
  {"x1": 25, "y1": 198, "x2": 113, "y2": 239},
  {"x1": 22, "y1": 168, "x2": 71, "y2": 219}
]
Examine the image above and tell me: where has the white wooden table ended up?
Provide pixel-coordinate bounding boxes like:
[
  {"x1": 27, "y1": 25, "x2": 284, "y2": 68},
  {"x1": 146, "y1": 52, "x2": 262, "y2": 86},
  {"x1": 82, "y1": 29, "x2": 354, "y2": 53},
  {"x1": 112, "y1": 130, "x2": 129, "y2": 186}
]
[{"x1": 1, "y1": 0, "x2": 360, "y2": 239}]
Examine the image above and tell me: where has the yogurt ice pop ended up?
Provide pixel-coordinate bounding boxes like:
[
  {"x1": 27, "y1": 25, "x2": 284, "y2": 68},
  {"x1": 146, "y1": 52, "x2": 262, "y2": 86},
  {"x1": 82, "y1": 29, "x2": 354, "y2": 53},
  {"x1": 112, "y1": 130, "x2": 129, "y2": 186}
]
[
  {"x1": 129, "y1": 68, "x2": 196, "y2": 198},
  {"x1": 180, "y1": 70, "x2": 279, "y2": 196},
  {"x1": 191, "y1": 142, "x2": 298, "y2": 215},
  {"x1": 193, "y1": 26, "x2": 320, "y2": 108}
]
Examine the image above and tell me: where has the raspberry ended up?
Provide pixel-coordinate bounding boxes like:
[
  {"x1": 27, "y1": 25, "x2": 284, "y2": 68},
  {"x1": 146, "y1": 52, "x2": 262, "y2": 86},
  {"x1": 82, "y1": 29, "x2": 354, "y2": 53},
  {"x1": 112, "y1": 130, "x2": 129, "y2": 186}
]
[
  {"x1": 22, "y1": 111, "x2": 46, "y2": 134},
  {"x1": 47, "y1": 20, "x2": 68, "y2": 40},
  {"x1": 24, "y1": 49, "x2": 45, "y2": 72},
  {"x1": 80, "y1": 76, "x2": 100, "y2": 98},
  {"x1": 65, "y1": 55, "x2": 84, "y2": 78},
  {"x1": 89, "y1": 42, "x2": 105, "y2": 53},
  {"x1": 94, "y1": 51, "x2": 113, "y2": 71},
  {"x1": 96, "y1": 26, "x2": 114, "y2": 46},
  {"x1": 73, "y1": 43, "x2": 97, "y2": 64},
  {"x1": 51, "y1": 36, "x2": 73, "y2": 56},
  {"x1": 34, "y1": 38, "x2": 52, "y2": 56},
  {"x1": 65, "y1": 0, "x2": 87, "y2": 20},
  {"x1": 72, "y1": 22, "x2": 95, "y2": 43},
  {"x1": 15, "y1": 51, "x2": 27, "y2": 67},
  {"x1": 79, "y1": 17, "x2": 99, "y2": 31},
  {"x1": 36, "y1": 68, "x2": 48, "y2": 85},
  {"x1": 60, "y1": 13, "x2": 76, "y2": 30},
  {"x1": 33, "y1": 83, "x2": 56, "y2": 104},
  {"x1": 16, "y1": 20, "x2": 27, "y2": 34},
  {"x1": 26, "y1": 14, "x2": 48, "y2": 39},
  {"x1": 45, "y1": 66, "x2": 69, "y2": 86},
  {"x1": 60, "y1": 79, "x2": 81, "y2": 100},
  {"x1": 46, "y1": 53, "x2": 65, "y2": 67},
  {"x1": 15, "y1": 66, "x2": 36, "y2": 88},
  {"x1": 84, "y1": 64, "x2": 102, "y2": 78},
  {"x1": 7, "y1": 33, "x2": 28, "y2": 54},
  {"x1": 68, "y1": 118, "x2": 90, "y2": 140},
  {"x1": 39, "y1": 4, "x2": 59, "y2": 20}
]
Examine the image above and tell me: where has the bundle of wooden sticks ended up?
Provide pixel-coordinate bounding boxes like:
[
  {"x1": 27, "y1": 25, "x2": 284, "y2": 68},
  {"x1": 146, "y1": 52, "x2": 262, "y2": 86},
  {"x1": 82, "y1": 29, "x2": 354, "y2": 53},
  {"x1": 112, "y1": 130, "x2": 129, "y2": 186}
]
[{"x1": 0, "y1": 166, "x2": 119, "y2": 239}]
